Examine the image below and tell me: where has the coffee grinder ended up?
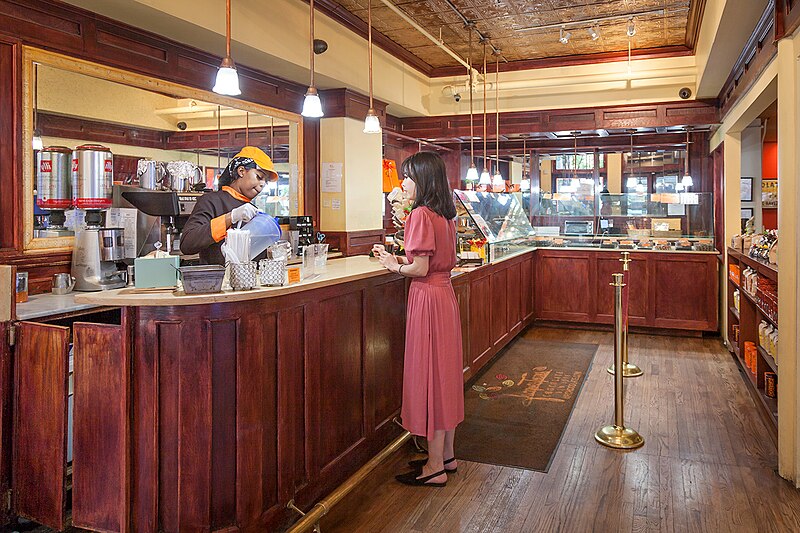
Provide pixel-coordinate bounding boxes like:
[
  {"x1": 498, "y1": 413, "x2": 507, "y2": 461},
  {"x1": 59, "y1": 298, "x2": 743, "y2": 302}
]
[{"x1": 72, "y1": 210, "x2": 127, "y2": 291}]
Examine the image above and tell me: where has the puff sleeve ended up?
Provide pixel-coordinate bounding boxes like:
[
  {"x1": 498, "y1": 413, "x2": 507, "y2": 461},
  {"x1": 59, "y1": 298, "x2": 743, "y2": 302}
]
[{"x1": 404, "y1": 207, "x2": 435, "y2": 257}]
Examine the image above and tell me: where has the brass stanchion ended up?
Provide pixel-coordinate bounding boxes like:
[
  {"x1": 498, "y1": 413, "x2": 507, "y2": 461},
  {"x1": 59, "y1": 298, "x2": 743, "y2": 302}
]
[
  {"x1": 596, "y1": 272, "x2": 644, "y2": 449},
  {"x1": 608, "y1": 251, "x2": 643, "y2": 377}
]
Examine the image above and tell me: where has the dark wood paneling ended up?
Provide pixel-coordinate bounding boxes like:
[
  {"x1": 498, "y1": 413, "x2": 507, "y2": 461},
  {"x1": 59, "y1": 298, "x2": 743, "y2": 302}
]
[
  {"x1": 506, "y1": 262, "x2": 522, "y2": 332},
  {"x1": 314, "y1": 291, "x2": 364, "y2": 470},
  {"x1": 0, "y1": 322, "x2": 11, "y2": 527},
  {"x1": 365, "y1": 279, "x2": 405, "y2": 431},
  {"x1": 319, "y1": 88, "x2": 388, "y2": 124},
  {"x1": 490, "y1": 269, "x2": 508, "y2": 347},
  {"x1": 325, "y1": 229, "x2": 386, "y2": 256},
  {"x1": 72, "y1": 322, "x2": 128, "y2": 532},
  {"x1": 398, "y1": 101, "x2": 718, "y2": 140},
  {"x1": 211, "y1": 319, "x2": 239, "y2": 529},
  {"x1": 452, "y1": 276, "x2": 470, "y2": 373},
  {"x1": 0, "y1": 40, "x2": 18, "y2": 251},
  {"x1": 521, "y1": 255, "x2": 533, "y2": 321},
  {"x1": 13, "y1": 321, "x2": 69, "y2": 531},
  {"x1": 652, "y1": 255, "x2": 718, "y2": 331},
  {"x1": 535, "y1": 251, "x2": 593, "y2": 322},
  {"x1": 718, "y1": 4, "x2": 776, "y2": 118},
  {"x1": 468, "y1": 273, "x2": 492, "y2": 366},
  {"x1": 278, "y1": 307, "x2": 307, "y2": 501}
]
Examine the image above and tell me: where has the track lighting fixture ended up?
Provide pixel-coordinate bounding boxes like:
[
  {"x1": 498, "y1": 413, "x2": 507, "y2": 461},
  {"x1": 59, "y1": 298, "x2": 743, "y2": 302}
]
[
  {"x1": 559, "y1": 26, "x2": 571, "y2": 45},
  {"x1": 588, "y1": 24, "x2": 600, "y2": 41},
  {"x1": 627, "y1": 18, "x2": 636, "y2": 37}
]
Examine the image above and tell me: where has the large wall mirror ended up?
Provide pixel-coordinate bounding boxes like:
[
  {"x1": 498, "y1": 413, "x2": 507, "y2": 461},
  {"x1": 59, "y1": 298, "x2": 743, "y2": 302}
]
[{"x1": 23, "y1": 47, "x2": 303, "y2": 251}]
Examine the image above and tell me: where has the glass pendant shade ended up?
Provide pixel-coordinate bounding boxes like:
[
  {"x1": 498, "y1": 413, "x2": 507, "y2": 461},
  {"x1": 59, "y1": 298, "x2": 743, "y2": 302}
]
[
  {"x1": 363, "y1": 109, "x2": 381, "y2": 133},
  {"x1": 626, "y1": 176, "x2": 637, "y2": 189},
  {"x1": 492, "y1": 171, "x2": 504, "y2": 189},
  {"x1": 681, "y1": 174, "x2": 693, "y2": 188},
  {"x1": 32, "y1": 131, "x2": 43, "y2": 151},
  {"x1": 465, "y1": 164, "x2": 479, "y2": 182},
  {"x1": 301, "y1": 87, "x2": 324, "y2": 118},
  {"x1": 479, "y1": 169, "x2": 491, "y2": 185},
  {"x1": 212, "y1": 58, "x2": 241, "y2": 96}
]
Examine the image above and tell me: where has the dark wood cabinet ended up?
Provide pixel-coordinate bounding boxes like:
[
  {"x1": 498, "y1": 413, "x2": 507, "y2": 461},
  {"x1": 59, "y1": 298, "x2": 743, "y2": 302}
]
[{"x1": 536, "y1": 249, "x2": 718, "y2": 332}]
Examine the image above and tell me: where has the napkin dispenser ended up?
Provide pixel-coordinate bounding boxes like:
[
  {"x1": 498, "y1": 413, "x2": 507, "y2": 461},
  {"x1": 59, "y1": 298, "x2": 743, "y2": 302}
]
[{"x1": 134, "y1": 256, "x2": 180, "y2": 288}]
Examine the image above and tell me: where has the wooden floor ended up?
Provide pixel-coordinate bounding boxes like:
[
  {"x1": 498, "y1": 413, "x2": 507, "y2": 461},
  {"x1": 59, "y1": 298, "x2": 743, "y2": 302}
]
[{"x1": 319, "y1": 328, "x2": 800, "y2": 533}]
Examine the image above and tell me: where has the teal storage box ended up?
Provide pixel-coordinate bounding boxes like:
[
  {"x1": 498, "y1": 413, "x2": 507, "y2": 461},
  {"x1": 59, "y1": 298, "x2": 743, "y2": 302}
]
[{"x1": 134, "y1": 256, "x2": 180, "y2": 288}]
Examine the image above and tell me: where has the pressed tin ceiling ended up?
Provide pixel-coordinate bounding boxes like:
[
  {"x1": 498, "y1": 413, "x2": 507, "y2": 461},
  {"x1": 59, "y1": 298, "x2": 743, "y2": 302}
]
[{"x1": 317, "y1": 0, "x2": 704, "y2": 76}]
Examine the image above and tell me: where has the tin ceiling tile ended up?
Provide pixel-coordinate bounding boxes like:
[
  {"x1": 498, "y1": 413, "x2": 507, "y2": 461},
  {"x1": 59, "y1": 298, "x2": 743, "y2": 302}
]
[{"x1": 328, "y1": 0, "x2": 695, "y2": 69}]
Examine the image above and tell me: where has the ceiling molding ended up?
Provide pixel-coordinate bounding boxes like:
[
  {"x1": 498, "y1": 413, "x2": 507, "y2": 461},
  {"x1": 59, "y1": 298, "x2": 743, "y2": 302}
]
[
  {"x1": 685, "y1": 0, "x2": 708, "y2": 51},
  {"x1": 430, "y1": 46, "x2": 693, "y2": 78}
]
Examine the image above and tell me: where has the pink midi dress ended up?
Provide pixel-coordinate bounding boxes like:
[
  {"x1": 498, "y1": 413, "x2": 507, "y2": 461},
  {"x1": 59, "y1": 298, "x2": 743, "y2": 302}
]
[{"x1": 400, "y1": 206, "x2": 465, "y2": 440}]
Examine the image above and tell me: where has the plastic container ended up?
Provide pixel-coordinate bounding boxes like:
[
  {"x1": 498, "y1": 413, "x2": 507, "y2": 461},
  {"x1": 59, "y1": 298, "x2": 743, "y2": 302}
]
[
  {"x1": 242, "y1": 213, "x2": 281, "y2": 260},
  {"x1": 178, "y1": 265, "x2": 225, "y2": 294}
]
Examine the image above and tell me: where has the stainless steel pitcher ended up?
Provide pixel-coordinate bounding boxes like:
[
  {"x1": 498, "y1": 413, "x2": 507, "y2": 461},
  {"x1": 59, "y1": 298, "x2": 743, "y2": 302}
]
[{"x1": 136, "y1": 159, "x2": 167, "y2": 190}]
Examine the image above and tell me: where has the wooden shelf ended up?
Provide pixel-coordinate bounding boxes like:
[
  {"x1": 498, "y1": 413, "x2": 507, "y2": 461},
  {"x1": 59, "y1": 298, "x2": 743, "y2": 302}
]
[
  {"x1": 756, "y1": 305, "x2": 779, "y2": 328},
  {"x1": 758, "y1": 345, "x2": 778, "y2": 374},
  {"x1": 729, "y1": 306, "x2": 740, "y2": 321},
  {"x1": 757, "y1": 388, "x2": 779, "y2": 428}
]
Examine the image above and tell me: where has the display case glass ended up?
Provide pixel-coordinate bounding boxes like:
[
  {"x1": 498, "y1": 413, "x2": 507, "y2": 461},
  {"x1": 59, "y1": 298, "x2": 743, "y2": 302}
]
[
  {"x1": 454, "y1": 190, "x2": 535, "y2": 263},
  {"x1": 515, "y1": 191, "x2": 715, "y2": 251}
]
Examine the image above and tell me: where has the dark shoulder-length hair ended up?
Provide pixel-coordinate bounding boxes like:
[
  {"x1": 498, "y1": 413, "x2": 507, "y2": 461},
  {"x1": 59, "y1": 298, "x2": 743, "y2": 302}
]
[{"x1": 400, "y1": 151, "x2": 457, "y2": 219}]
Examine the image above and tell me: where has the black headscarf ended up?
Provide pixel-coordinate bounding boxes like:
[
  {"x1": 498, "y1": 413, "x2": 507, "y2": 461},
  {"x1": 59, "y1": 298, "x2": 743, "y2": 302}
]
[{"x1": 218, "y1": 156, "x2": 257, "y2": 188}]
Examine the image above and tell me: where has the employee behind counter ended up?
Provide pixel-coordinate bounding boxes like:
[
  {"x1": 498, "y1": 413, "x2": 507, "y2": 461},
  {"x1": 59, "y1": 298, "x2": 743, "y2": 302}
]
[{"x1": 180, "y1": 146, "x2": 279, "y2": 265}]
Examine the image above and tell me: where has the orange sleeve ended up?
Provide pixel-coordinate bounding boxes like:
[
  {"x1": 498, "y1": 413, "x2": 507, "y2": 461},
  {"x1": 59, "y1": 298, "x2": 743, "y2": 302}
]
[{"x1": 210, "y1": 214, "x2": 228, "y2": 242}]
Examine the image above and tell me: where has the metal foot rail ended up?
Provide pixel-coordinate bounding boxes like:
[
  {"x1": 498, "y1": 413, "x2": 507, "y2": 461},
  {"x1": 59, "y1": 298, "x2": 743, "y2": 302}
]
[{"x1": 286, "y1": 429, "x2": 411, "y2": 533}]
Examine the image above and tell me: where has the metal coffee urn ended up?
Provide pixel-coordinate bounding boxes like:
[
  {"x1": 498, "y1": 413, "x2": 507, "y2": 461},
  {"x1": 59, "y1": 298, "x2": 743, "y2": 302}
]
[{"x1": 36, "y1": 146, "x2": 73, "y2": 235}]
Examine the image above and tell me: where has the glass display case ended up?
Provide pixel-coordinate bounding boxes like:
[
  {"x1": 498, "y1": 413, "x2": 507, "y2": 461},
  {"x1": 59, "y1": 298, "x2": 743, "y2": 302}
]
[
  {"x1": 518, "y1": 190, "x2": 714, "y2": 251},
  {"x1": 454, "y1": 190, "x2": 536, "y2": 264}
]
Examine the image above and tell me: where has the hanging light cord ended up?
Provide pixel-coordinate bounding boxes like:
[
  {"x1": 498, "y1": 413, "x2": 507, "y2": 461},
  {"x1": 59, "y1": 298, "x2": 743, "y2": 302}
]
[
  {"x1": 270, "y1": 117, "x2": 275, "y2": 160},
  {"x1": 368, "y1": 0, "x2": 374, "y2": 109},
  {"x1": 225, "y1": 0, "x2": 232, "y2": 59},
  {"x1": 310, "y1": 0, "x2": 315, "y2": 89},
  {"x1": 685, "y1": 129, "x2": 690, "y2": 175},
  {"x1": 482, "y1": 41, "x2": 487, "y2": 172},
  {"x1": 245, "y1": 111, "x2": 249, "y2": 145},
  {"x1": 495, "y1": 50, "x2": 500, "y2": 176},
  {"x1": 468, "y1": 26, "x2": 474, "y2": 165},
  {"x1": 217, "y1": 105, "x2": 221, "y2": 173}
]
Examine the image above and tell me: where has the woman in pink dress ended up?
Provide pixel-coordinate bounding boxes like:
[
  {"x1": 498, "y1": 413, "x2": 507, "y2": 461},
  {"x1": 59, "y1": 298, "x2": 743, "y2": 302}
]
[{"x1": 374, "y1": 151, "x2": 464, "y2": 487}]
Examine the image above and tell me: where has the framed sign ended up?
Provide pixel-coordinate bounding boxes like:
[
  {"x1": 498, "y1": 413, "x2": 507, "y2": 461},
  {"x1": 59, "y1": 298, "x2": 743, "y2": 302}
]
[
  {"x1": 741, "y1": 207, "x2": 754, "y2": 219},
  {"x1": 740, "y1": 177, "x2": 753, "y2": 202}
]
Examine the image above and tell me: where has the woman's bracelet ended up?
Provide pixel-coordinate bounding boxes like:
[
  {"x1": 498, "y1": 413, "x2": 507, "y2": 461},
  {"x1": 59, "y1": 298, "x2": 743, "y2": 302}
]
[{"x1": 398, "y1": 264, "x2": 404, "y2": 275}]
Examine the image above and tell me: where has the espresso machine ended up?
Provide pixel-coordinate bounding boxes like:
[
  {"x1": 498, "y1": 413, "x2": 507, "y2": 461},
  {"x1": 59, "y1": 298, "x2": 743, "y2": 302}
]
[{"x1": 71, "y1": 144, "x2": 128, "y2": 291}]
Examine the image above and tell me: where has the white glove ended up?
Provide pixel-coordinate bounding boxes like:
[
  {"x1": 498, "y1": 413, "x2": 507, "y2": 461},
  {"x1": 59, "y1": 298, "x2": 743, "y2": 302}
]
[{"x1": 231, "y1": 203, "x2": 257, "y2": 224}]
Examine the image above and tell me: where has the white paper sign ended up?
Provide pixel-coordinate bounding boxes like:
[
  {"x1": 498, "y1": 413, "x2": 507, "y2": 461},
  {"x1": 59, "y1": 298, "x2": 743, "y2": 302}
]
[
  {"x1": 321, "y1": 162, "x2": 343, "y2": 193},
  {"x1": 331, "y1": 199, "x2": 341, "y2": 210},
  {"x1": 106, "y1": 208, "x2": 138, "y2": 258}
]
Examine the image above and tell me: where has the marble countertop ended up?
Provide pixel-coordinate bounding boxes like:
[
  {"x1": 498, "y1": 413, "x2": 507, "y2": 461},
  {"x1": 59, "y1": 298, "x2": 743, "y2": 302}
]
[{"x1": 16, "y1": 292, "x2": 108, "y2": 321}]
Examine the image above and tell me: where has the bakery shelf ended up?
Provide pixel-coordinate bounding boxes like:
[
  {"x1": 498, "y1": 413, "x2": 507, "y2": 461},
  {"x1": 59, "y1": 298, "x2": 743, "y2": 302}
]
[{"x1": 729, "y1": 306, "x2": 740, "y2": 321}]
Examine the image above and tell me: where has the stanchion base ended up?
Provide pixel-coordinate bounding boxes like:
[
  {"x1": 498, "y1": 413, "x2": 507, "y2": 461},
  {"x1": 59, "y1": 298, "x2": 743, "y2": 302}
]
[
  {"x1": 607, "y1": 363, "x2": 644, "y2": 377},
  {"x1": 595, "y1": 425, "x2": 645, "y2": 449}
]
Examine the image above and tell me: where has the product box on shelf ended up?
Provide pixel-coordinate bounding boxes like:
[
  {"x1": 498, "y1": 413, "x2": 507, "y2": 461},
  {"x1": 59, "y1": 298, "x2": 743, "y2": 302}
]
[
  {"x1": 729, "y1": 263, "x2": 740, "y2": 285},
  {"x1": 765, "y1": 372, "x2": 778, "y2": 398}
]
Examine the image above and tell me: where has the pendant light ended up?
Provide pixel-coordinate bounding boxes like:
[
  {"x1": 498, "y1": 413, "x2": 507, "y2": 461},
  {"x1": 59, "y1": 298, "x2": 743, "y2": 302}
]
[
  {"x1": 479, "y1": 41, "x2": 491, "y2": 186},
  {"x1": 32, "y1": 63, "x2": 43, "y2": 150},
  {"x1": 363, "y1": 0, "x2": 381, "y2": 133},
  {"x1": 465, "y1": 25, "x2": 479, "y2": 183},
  {"x1": 626, "y1": 130, "x2": 637, "y2": 190},
  {"x1": 520, "y1": 138, "x2": 531, "y2": 191},
  {"x1": 492, "y1": 50, "x2": 504, "y2": 191},
  {"x1": 301, "y1": 0, "x2": 324, "y2": 117},
  {"x1": 212, "y1": 0, "x2": 242, "y2": 96},
  {"x1": 681, "y1": 128, "x2": 693, "y2": 188}
]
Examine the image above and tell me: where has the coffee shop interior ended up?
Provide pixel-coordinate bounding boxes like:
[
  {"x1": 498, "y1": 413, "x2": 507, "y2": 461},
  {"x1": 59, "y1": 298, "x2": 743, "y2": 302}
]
[{"x1": 1, "y1": 0, "x2": 800, "y2": 532}]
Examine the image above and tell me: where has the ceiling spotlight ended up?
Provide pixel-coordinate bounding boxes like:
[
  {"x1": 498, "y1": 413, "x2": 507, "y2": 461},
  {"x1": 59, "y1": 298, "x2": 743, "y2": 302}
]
[
  {"x1": 627, "y1": 18, "x2": 636, "y2": 37},
  {"x1": 588, "y1": 24, "x2": 600, "y2": 41},
  {"x1": 559, "y1": 26, "x2": 571, "y2": 44}
]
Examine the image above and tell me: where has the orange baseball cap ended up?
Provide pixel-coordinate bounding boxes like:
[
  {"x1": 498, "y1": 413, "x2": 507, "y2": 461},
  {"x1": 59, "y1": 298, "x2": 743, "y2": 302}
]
[{"x1": 234, "y1": 146, "x2": 278, "y2": 181}]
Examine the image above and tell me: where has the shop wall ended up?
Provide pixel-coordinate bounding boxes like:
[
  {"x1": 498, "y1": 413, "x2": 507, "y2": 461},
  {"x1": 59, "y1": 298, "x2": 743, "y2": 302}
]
[
  {"x1": 741, "y1": 125, "x2": 763, "y2": 230},
  {"x1": 762, "y1": 141, "x2": 778, "y2": 229}
]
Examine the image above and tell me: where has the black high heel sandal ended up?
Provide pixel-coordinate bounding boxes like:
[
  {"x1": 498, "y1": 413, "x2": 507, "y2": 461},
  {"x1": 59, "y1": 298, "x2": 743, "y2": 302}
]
[
  {"x1": 407, "y1": 456, "x2": 457, "y2": 473},
  {"x1": 395, "y1": 469, "x2": 447, "y2": 487}
]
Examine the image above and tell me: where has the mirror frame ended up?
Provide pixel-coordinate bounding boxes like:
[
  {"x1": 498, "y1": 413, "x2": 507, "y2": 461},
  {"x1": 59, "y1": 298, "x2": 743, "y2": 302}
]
[{"x1": 22, "y1": 46, "x2": 304, "y2": 251}]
